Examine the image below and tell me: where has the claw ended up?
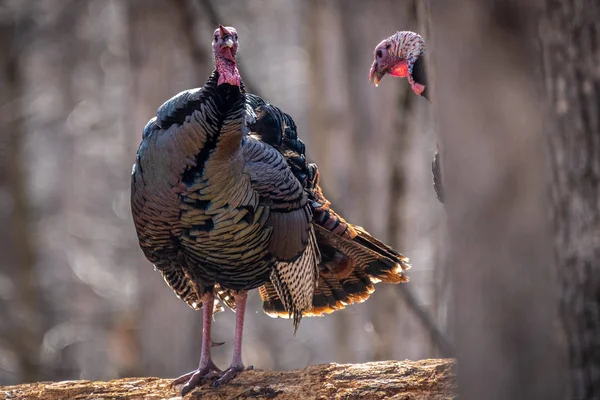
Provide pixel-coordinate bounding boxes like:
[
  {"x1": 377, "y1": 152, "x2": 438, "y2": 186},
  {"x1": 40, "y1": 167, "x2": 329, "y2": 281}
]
[
  {"x1": 211, "y1": 364, "x2": 253, "y2": 388},
  {"x1": 211, "y1": 340, "x2": 225, "y2": 347},
  {"x1": 212, "y1": 367, "x2": 243, "y2": 387},
  {"x1": 170, "y1": 359, "x2": 222, "y2": 395},
  {"x1": 181, "y1": 371, "x2": 206, "y2": 397},
  {"x1": 170, "y1": 371, "x2": 195, "y2": 389}
]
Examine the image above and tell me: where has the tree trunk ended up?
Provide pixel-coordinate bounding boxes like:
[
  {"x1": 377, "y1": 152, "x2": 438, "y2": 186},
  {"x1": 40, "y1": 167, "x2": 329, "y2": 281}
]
[
  {"x1": 429, "y1": 1, "x2": 566, "y2": 399},
  {"x1": 540, "y1": 1, "x2": 600, "y2": 397},
  {"x1": 0, "y1": 16, "x2": 42, "y2": 384}
]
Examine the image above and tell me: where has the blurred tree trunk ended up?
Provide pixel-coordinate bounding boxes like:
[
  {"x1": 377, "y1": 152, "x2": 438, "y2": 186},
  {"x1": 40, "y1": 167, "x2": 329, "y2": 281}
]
[
  {"x1": 127, "y1": 0, "x2": 212, "y2": 378},
  {"x1": 430, "y1": 1, "x2": 565, "y2": 399},
  {"x1": 416, "y1": 0, "x2": 452, "y2": 356},
  {"x1": 306, "y1": 0, "x2": 352, "y2": 362},
  {"x1": 338, "y1": 0, "x2": 414, "y2": 362},
  {"x1": 540, "y1": 1, "x2": 600, "y2": 398},
  {"x1": 0, "y1": 19, "x2": 42, "y2": 383}
]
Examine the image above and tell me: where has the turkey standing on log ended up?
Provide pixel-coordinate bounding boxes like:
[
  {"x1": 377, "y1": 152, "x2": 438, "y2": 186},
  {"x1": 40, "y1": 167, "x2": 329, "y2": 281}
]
[
  {"x1": 131, "y1": 25, "x2": 410, "y2": 396},
  {"x1": 369, "y1": 31, "x2": 444, "y2": 203}
]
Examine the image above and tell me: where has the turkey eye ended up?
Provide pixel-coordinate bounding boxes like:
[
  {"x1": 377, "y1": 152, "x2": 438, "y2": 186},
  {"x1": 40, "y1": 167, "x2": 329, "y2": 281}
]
[
  {"x1": 214, "y1": 34, "x2": 218, "y2": 41},
  {"x1": 376, "y1": 49, "x2": 383, "y2": 58},
  {"x1": 386, "y1": 43, "x2": 391, "y2": 50},
  {"x1": 234, "y1": 34, "x2": 238, "y2": 40}
]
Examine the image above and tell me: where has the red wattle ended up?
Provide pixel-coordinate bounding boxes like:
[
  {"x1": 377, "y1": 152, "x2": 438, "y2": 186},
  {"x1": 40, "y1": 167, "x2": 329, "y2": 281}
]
[{"x1": 390, "y1": 62, "x2": 408, "y2": 78}]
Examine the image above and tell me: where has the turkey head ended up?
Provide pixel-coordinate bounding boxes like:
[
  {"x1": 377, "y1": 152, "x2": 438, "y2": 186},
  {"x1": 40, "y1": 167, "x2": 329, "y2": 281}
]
[{"x1": 369, "y1": 30, "x2": 426, "y2": 97}]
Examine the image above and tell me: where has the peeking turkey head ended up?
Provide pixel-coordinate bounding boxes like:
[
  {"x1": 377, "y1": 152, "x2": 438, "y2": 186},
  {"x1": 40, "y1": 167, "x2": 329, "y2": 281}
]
[
  {"x1": 369, "y1": 31, "x2": 426, "y2": 96},
  {"x1": 213, "y1": 25, "x2": 241, "y2": 87}
]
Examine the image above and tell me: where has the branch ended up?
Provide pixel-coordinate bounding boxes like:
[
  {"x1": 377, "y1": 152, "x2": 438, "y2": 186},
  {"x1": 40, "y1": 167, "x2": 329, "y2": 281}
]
[
  {"x1": 0, "y1": 359, "x2": 456, "y2": 400},
  {"x1": 398, "y1": 286, "x2": 455, "y2": 357}
]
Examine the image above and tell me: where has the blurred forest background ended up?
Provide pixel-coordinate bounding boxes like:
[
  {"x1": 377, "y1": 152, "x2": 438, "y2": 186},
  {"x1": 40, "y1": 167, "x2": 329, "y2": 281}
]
[{"x1": 0, "y1": 0, "x2": 447, "y2": 385}]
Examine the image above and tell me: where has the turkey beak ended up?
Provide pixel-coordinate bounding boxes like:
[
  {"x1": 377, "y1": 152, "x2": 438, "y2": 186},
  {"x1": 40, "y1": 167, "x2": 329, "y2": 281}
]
[
  {"x1": 219, "y1": 25, "x2": 235, "y2": 48},
  {"x1": 373, "y1": 74, "x2": 382, "y2": 87},
  {"x1": 369, "y1": 61, "x2": 383, "y2": 87}
]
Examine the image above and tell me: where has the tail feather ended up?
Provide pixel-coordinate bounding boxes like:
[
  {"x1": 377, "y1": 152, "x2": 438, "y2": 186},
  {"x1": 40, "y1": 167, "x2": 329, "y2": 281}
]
[
  {"x1": 259, "y1": 282, "x2": 287, "y2": 316},
  {"x1": 214, "y1": 285, "x2": 237, "y2": 311},
  {"x1": 261, "y1": 269, "x2": 376, "y2": 318},
  {"x1": 261, "y1": 224, "x2": 409, "y2": 320},
  {"x1": 314, "y1": 224, "x2": 410, "y2": 283},
  {"x1": 353, "y1": 225, "x2": 404, "y2": 259},
  {"x1": 160, "y1": 267, "x2": 226, "y2": 313}
]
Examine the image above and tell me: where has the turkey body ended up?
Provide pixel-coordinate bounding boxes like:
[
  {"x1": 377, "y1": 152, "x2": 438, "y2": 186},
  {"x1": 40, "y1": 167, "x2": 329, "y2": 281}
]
[
  {"x1": 132, "y1": 79, "x2": 410, "y2": 323},
  {"x1": 132, "y1": 73, "x2": 268, "y2": 293},
  {"x1": 132, "y1": 73, "x2": 317, "y2": 312}
]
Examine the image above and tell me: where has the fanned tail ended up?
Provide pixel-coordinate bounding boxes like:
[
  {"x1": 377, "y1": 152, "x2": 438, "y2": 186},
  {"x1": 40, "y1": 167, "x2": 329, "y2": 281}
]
[
  {"x1": 261, "y1": 188, "x2": 410, "y2": 319},
  {"x1": 308, "y1": 163, "x2": 410, "y2": 285}
]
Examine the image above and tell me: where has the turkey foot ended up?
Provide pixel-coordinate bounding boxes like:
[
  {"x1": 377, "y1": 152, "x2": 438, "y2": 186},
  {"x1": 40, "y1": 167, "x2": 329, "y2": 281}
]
[
  {"x1": 172, "y1": 291, "x2": 222, "y2": 397},
  {"x1": 175, "y1": 359, "x2": 222, "y2": 396},
  {"x1": 208, "y1": 291, "x2": 250, "y2": 388},
  {"x1": 210, "y1": 363, "x2": 253, "y2": 387},
  {"x1": 171, "y1": 359, "x2": 221, "y2": 395}
]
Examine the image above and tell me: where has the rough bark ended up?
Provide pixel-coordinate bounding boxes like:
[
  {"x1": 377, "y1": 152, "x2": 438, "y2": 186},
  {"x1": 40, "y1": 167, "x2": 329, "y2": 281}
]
[
  {"x1": 429, "y1": 1, "x2": 565, "y2": 399},
  {"x1": 540, "y1": 0, "x2": 600, "y2": 398},
  {"x1": 0, "y1": 359, "x2": 455, "y2": 400}
]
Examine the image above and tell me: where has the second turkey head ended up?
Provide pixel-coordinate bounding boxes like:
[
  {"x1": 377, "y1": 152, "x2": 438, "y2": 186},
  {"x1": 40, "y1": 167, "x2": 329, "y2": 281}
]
[
  {"x1": 213, "y1": 25, "x2": 241, "y2": 87},
  {"x1": 369, "y1": 31, "x2": 426, "y2": 96}
]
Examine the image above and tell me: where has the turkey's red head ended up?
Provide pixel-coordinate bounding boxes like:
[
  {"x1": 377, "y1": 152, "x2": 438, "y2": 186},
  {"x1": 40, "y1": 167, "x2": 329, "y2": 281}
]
[
  {"x1": 213, "y1": 25, "x2": 241, "y2": 87},
  {"x1": 369, "y1": 31, "x2": 425, "y2": 94}
]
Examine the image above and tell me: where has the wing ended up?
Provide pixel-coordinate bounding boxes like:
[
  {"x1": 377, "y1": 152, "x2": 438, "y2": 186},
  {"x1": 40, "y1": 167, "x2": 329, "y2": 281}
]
[{"x1": 243, "y1": 136, "x2": 319, "y2": 331}]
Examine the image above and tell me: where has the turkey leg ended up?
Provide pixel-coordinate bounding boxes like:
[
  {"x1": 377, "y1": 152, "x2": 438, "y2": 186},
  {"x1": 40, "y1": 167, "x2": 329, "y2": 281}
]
[
  {"x1": 212, "y1": 291, "x2": 253, "y2": 387},
  {"x1": 171, "y1": 291, "x2": 221, "y2": 396}
]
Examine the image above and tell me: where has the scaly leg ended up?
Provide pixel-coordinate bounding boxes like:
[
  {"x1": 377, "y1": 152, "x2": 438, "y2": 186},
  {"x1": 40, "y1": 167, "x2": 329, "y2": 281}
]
[
  {"x1": 170, "y1": 291, "x2": 221, "y2": 396},
  {"x1": 212, "y1": 291, "x2": 253, "y2": 387}
]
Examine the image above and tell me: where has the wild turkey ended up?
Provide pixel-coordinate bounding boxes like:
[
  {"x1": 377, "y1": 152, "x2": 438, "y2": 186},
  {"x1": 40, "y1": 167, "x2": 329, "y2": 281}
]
[
  {"x1": 369, "y1": 31, "x2": 444, "y2": 203},
  {"x1": 131, "y1": 25, "x2": 410, "y2": 396}
]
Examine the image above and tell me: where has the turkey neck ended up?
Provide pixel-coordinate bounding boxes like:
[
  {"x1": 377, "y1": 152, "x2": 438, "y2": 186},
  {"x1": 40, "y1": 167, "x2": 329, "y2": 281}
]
[
  {"x1": 208, "y1": 49, "x2": 245, "y2": 165},
  {"x1": 196, "y1": 70, "x2": 246, "y2": 182}
]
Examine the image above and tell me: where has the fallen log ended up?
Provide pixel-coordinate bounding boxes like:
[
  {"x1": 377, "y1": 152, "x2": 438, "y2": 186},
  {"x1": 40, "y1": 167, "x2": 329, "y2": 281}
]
[{"x1": 0, "y1": 358, "x2": 456, "y2": 399}]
